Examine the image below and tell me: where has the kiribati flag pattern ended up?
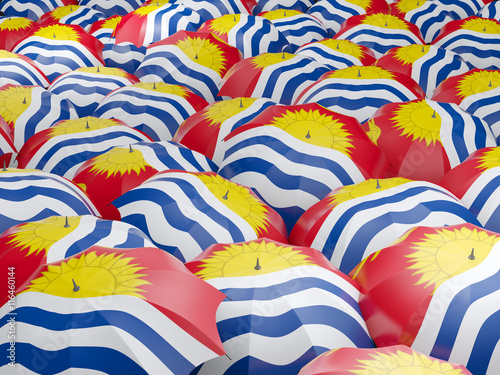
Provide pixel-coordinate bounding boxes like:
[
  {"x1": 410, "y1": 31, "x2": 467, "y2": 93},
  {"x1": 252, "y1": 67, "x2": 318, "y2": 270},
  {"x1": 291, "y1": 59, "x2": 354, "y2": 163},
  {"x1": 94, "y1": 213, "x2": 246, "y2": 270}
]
[
  {"x1": 37, "y1": 5, "x2": 107, "y2": 32},
  {"x1": 0, "y1": 0, "x2": 77, "y2": 21},
  {"x1": 478, "y1": 1, "x2": 500, "y2": 20},
  {"x1": 177, "y1": 0, "x2": 253, "y2": 22},
  {"x1": 0, "y1": 51, "x2": 50, "y2": 88},
  {"x1": 433, "y1": 0, "x2": 485, "y2": 19},
  {"x1": 252, "y1": 0, "x2": 314, "y2": 15},
  {"x1": 79, "y1": 0, "x2": 143, "y2": 17}
]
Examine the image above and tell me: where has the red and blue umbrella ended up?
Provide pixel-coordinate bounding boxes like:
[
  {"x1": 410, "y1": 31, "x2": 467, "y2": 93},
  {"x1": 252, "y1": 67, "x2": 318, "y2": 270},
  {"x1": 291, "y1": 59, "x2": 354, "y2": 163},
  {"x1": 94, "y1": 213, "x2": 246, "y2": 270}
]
[
  {"x1": 0, "y1": 50, "x2": 50, "y2": 88},
  {"x1": 0, "y1": 16, "x2": 34, "y2": 51},
  {"x1": 37, "y1": 5, "x2": 107, "y2": 31}
]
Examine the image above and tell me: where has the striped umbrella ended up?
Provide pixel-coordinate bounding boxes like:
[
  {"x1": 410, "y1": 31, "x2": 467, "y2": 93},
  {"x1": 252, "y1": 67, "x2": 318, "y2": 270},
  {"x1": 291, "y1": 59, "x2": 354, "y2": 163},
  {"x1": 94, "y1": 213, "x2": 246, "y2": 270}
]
[
  {"x1": 11, "y1": 23, "x2": 105, "y2": 82},
  {"x1": 432, "y1": 0, "x2": 489, "y2": 19},
  {"x1": 350, "y1": 222, "x2": 500, "y2": 375},
  {"x1": 197, "y1": 13, "x2": 292, "y2": 59},
  {"x1": 334, "y1": 12, "x2": 425, "y2": 59},
  {"x1": 217, "y1": 103, "x2": 389, "y2": 234},
  {"x1": 37, "y1": 5, "x2": 107, "y2": 31},
  {"x1": 93, "y1": 82, "x2": 208, "y2": 142},
  {"x1": 73, "y1": 141, "x2": 218, "y2": 220},
  {"x1": 432, "y1": 69, "x2": 500, "y2": 143},
  {"x1": 0, "y1": 168, "x2": 99, "y2": 235},
  {"x1": 295, "y1": 65, "x2": 425, "y2": 124},
  {"x1": 363, "y1": 97, "x2": 497, "y2": 183},
  {"x1": 295, "y1": 38, "x2": 377, "y2": 71},
  {"x1": 0, "y1": 246, "x2": 226, "y2": 374},
  {"x1": 79, "y1": 0, "x2": 144, "y2": 17},
  {"x1": 432, "y1": 16, "x2": 500, "y2": 70},
  {"x1": 16, "y1": 117, "x2": 153, "y2": 180},
  {"x1": 173, "y1": 0, "x2": 254, "y2": 22},
  {"x1": 0, "y1": 0, "x2": 77, "y2": 21},
  {"x1": 218, "y1": 52, "x2": 330, "y2": 105},
  {"x1": 135, "y1": 30, "x2": 243, "y2": 103},
  {"x1": 252, "y1": 0, "x2": 314, "y2": 15},
  {"x1": 173, "y1": 97, "x2": 277, "y2": 166},
  {"x1": 289, "y1": 178, "x2": 481, "y2": 274},
  {"x1": 0, "y1": 16, "x2": 34, "y2": 51},
  {"x1": 48, "y1": 66, "x2": 139, "y2": 117},
  {"x1": 478, "y1": 1, "x2": 500, "y2": 21},
  {"x1": 0, "y1": 50, "x2": 50, "y2": 88},
  {"x1": 113, "y1": 170, "x2": 288, "y2": 262},
  {"x1": 186, "y1": 238, "x2": 374, "y2": 374}
]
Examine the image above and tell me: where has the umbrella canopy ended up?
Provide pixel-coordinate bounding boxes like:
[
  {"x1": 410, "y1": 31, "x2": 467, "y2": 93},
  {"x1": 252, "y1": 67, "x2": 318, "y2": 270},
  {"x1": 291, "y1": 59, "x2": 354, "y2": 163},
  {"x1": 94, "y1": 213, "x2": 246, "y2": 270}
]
[
  {"x1": 11, "y1": 23, "x2": 105, "y2": 82},
  {"x1": 113, "y1": 170, "x2": 288, "y2": 262},
  {"x1": 432, "y1": 69, "x2": 500, "y2": 142},
  {"x1": 362, "y1": 97, "x2": 497, "y2": 183},
  {"x1": 93, "y1": 82, "x2": 209, "y2": 142},
  {"x1": 186, "y1": 238, "x2": 374, "y2": 374},
  {"x1": 174, "y1": 0, "x2": 255, "y2": 22},
  {"x1": 37, "y1": 5, "x2": 107, "y2": 31},
  {"x1": 295, "y1": 38, "x2": 377, "y2": 71},
  {"x1": 16, "y1": 117, "x2": 153, "y2": 179},
  {"x1": 432, "y1": 0, "x2": 490, "y2": 20},
  {"x1": 0, "y1": 16, "x2": 34, "y2": 51},
  {"x1": 432, "y1": 16, "x2": 500, "y2": 70},
  {"x1": 298, "y1": 345, "x2": 472, "y2": 375},
  {"x1": 0, "y1": 115, "x2": 16, "y2": 168},
  {"x1": 0, "y1": 0, "x2": 77, "y2": 21},
  {"x1": 0, "y1": 50, "x2": 50, "y2": 88},
  {"x1": 295, "y1": 65, "x2": 425, "y2": 124},
  {"x1": 0, "y1": 168, "x2": 99, "y2": 235},
  {"x1": 350, "y1": 222, "x2": 500, "y2": 375},
  {"x1": 375, "y1": 44, "x2": 471, "y2": 97},
  {"x1": 478, "y1": 1, "x2": 500, "y2": 20},
  {"x1": 289, "y1": 177, "x2": 481, "y2": 274},
  {"x1": 252, "y1": 0, "x2": 314, "y2": 15},
  {"x1": 173, "y1": 97, "x2": 277, "y2": 166},
  {"x1": 333, "y1": 12, "x2": 425, "y2": 59},
  {"x1": 218, "y1": 52, "x2": 330, "y2": 105},
  {"x1": 135, "y1": 30, "x2": 243, "y2": 103},
  {"x1": 79, "y1": 0, "x2": 144, "y2": 17},
  {"x1": 73, "y1": 141, "x2": 218, "y2": 220},
  {"x1": 0, "y1": 245, "x2": 226, "y2": 374},
  {"x1": 47, "y1": 66, "x2": 139, "y2": 117},
  {"x1": 197, "y1": 13, "x2": 292, "y2": 59},
  {"x1": 217, "y1": 103, "x2": 389, "y2": 233}
]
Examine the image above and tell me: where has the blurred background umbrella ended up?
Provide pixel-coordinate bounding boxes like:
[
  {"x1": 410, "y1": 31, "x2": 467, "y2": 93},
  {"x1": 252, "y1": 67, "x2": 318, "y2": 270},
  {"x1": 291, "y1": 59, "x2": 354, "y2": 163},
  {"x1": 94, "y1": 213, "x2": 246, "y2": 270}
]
[
  {"x1": 79, "y1": 0, "x2": 144, "y2": 17},
  {"x1": 0, "y1": 50, "x2": 50, "y2": 88},
  {"x1": 0, "y1": 15, "x2": 34, "y2": 51},
  {"x1": 37, "y1": 5, "x2": 107, "y2": 31},
  {"x1": 289, "y1": 178, "x2": 481, "y2": 274},
  {"x1": 0, "y1": 0, "x2": 77, "y2": 21}
]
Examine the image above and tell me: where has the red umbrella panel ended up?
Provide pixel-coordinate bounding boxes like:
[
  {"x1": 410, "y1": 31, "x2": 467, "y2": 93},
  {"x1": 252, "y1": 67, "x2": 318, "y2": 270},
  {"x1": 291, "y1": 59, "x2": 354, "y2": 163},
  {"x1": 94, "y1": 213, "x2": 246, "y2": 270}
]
[
  {"x1": 0, "y1": 16, "x2": 34, "y2": 51},
  {"x1": 36, "y1": 5, "x2": 107, "y2": 31}
]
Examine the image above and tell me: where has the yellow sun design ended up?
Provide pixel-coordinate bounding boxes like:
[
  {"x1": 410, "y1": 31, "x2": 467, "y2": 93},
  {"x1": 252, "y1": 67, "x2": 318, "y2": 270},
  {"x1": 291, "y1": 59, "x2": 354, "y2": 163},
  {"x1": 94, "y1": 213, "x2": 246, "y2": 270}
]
[
  {"x1": 0, "y1": 85, "x2": 33, "y2": 125},
  {"x1": 266, "y1": 108, "x2": 354, "y2": 154},
  {"x1": 317, "y1": 39, "x2": 366, "y2": 60},
  {"x1": 394, "y1": 0, "x2": 426, "y2": 13},
  {"x1": 88, "y1": 146, "x2": 151, "y2": 178},
  {"x1": 251, "y1": 52, "x2": 295, "y2": 69},
  {"x1": 193, "y1": 240, "x2": 315, "y2": 279},
  {"x1": 327, "y1": 65, "x2": 395, "y2": 80},
  {"x1": 50, "y1": 5, "x2": 79, "y2": 20},
  {"x1": 175, "y1": 36, "x2": 227, "y2": 76},
  {"x1": 393, "y1": 44, "x2": 430, "y2": 65},
  {"x1": 457, "y1": 70, "x2": 500, "y2": 99},
  {"x1": 101, "y1": 16, "x2": 122, "y2": 30},
  {"x1": 49, "y1": 117, "x2": 120, "y2": 137},
  {"x1": 351, "y1": 350, "x2": 468, "y2": 375},
  {"x1": 344, "y1": 0, "x2": 373, "y2": 8},
  {"x1": 477, "y1": 147, "x2": 500, "y2": 171},
  {"x1": 33, "y1": 24, "x2": 80, "y2": 41},
  {"x1": 196, "y1": 173, "x2": 270, "y2": 234},
  {"x1": 6, "y1": 216, "x2": 80, "y2": 257},
  {"x1": 363, "y1": 13, "x2": 410, "y2": 30},
  {"x1": 392, "y1": 100, "x2": 442, "y2": 146},
  {"x1": 364, "y1": 119, "x2": 381, "y2": 145},
  {"x1": 75, "y1": 66, "x2": 130, "y2": 78},
  {"x1": 261, "y1": 9, "x2": 302, "y2": 20},
  {"x1": 208, "y1": 14, "x2": 240, "y2": 35},
  {"x1": 0, "y1": 50, "x2": 20, "y2": 59},
  {"x1": 23, "y1": 251, "x2": 152, "y2": 299},
  {"x1": 461, "y1": 17, "x2": 500, "y2": 34},
  {"x1": 0, "y1": 167, "x2": 40, "y2": 174},
  {"x1": 406, "y1": 226, "x2": 500, "y2": 293},
  {"x1": 202, "y1": 97, "x2": 257, "y2": 127},
  {"x1": 133, "y1": 3, "x2": 163, "y2": 16},
  {"x1": 0, "y1": 17, "x2": 33, "y2": 31},
  {"x1": 133, "y1": 82, "x2": 190, "y2": 97}
]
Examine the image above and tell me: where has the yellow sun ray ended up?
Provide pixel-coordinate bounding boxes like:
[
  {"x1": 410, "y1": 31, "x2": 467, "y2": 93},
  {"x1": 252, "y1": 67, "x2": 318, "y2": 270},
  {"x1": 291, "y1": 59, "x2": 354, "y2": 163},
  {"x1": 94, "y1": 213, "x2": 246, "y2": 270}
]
[
  {"x1": 344, "y1": 0, "x2": 373, "y2": 8},
  {"x1": 457, "y1": 70, "x2": 500, "y2": 99},
  {"x1": 393, "y1": 44, "x2": 430, "y2": 65},
  {"x1": 316, "y1": 39, "x2": 366, "y2": 61},
  {"x1": 251, "y1": 52, "x2": 295, "y2": 69},
  {"x1": 175, "y1": 36, "x2": 227, "y2": 76},
  {"x1": 0, "y1": 85, "x2": 33, "y2": 125},
  {"x1": 202, "y1": 97, "x2": 257, "y2": 127},
  {"x1": 461, "y1": 17, "x2": 500, "y2": 34},
  {"x1": 261, "y1": 9, "x2": 302, "y2": 20},
  {"x1": 477, "y1": 147, "x2": 500, "y2": 171},
  {"x1": 49, "y1": 118, "x2": 120, "y2": 137},
  {"x1": 101, "y1": 16, "x2": 122, "y2": 30},
  {"x1": 0, "y1": 17, "x2": 33, "y2": 31},
  {"x1": 362, "y1": 13, "x2": 410, "y2": 30},
  {"x1": 327, "y1": 65, "x2": 395, "y2": 80},
  {"x1": 88, "y1": 146, "x2": 151, "y2": 178},
  {"x1": 364, "y1": 119, "x2": 381, "y2": 145},
  {"x1": 33, "y1": 24, "x2": 80, "y2": 41},
  {"x1": 50, "y1": 5, "x2": 79, "y2": 20},
  {"x1": 133, "y1": 3, "x2": 163, "y2": 16},
  {"x1": 394, "y1": 0, "x2": 426, "y2": 13},
  {"x1": 133, "y1": 82, "x2": 190, "y2": 97},
  {"x1": 391, "y1": 100, "x2": 441, "y2": 146},
  {"x1": 0, "y1": 50, "x2": 21, "y2": 58},
  {"x1": 208, "y1": 14, "x2": 241, "y2": 35}
]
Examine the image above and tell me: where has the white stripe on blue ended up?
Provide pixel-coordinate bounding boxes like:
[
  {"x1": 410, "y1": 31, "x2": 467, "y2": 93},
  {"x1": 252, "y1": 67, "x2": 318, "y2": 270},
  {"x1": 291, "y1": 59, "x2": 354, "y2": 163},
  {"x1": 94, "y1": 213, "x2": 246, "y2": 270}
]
[
  {"x1": 0, "y1": 58, "x2": 49, "y2": 88},
  {"x1": 79, "y1": 0, "x2": 143, "y2": 17},
  {"x1": 295, "y1": 41, "x2": 367, "y2": 71},
  {"x1": 307, "y1": 0, "x2": 366, "y2": 37},
  {"x1": 433, "y1": 0, "x2": 483, "y2": 19},
  {"x1": 402, "y1": 2, "x2": 455, "y2": 43},
  {"x1": 179, "y1": 0, "x2": 250, "y2": 21},
  {"x1": 459, "y1": 87, "x2": 500, "y2": 142},
  {"x1": 252, "y1": 0, "x2": 314, "y2": 15},
  {"x1": 478, "y1": 2, "x2": 500, "y2": 21},
  {"x1": 0, "y1": 0, "x2": 67, "y2": 20},
  {"x1": 103, "y1": 42, "x2": 147, "y2": 75},
  {"x1": 55, "y1": 6, "x2": 107, "y2": 31}
]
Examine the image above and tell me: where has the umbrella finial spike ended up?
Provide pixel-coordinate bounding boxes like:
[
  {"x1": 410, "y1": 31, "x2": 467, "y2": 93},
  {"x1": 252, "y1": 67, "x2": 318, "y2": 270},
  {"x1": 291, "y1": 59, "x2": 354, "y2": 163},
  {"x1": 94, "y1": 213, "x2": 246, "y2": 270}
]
[
  {"x1": 53, "y1": 32, "x2": 56, "y2": 38},
  {"x1": 85, "y1": 120, "x2": 90, "y2": 129},
  {"x1": 305, "y1": 130, "x2": 311, "y2": 139},
  {"x1": 417, "y1": 0, "x2": 419, "y2": 5},
  {"x1": 254, "y1": 257, "x2": 261, "y2": 270},
  {"x1": 64, "y1": 216, "x2": 70, "y2": 228},
  {"x1": 282, "y1": 51, "x2": 285, "y2": 59},
  {"x1": 223, "y1": 190, "x2": 229, "y2": 200},
  {"x1": 129, "y1": 144, "x2": 134, "y2": 153},
  {"x1": 422, "y1": 45, "x2": 425, "y2": 53},
  {"x1": 376, "y1": 179, "x2": 381, "y2": 189},
  {"x1": 72, "y1": 279, "x2": 80, "y2": 292},
  {"x1": 484, "y1": 26, "x2": 487, "y2": 32},
  {"x1": 153, "y1": 81, "x2": 157, "y2": 89},
  {"x1": 336, "y1": 42, "x2": 339, "y2": 49},
  {"x1": 239, "y1": 98, "x2": 244, "y2": 108},
  {"x1": 195, "y1": 53, "x2": 198, "y2": 59},
  {"x1": 385, "y1": 21, "x2": 388, "y2": 27},
  {"x1": 2, "y1": 160, "x2": 7, "y2": 171},
  {"x1": 96, "y1": 65, "x2": 100, "y2": 73},
  {"x1": 23, "y1": 96, "x2": 26, "y2": 104},
  {"x1": 489, "y1": 80, "x2": 493, "y2": 87},
  {"x1": 432, "y1": 110, "x2": 436, "y2": 118},
  {"x1": 234, "y1": 14, "x2": 236, "y2": 22},
  {"x1": 357, "y1": 68, "x2": 361, "y2": 77},
  {"x1": 469, "y1": 248, "x2": 475, "y2": 260}
]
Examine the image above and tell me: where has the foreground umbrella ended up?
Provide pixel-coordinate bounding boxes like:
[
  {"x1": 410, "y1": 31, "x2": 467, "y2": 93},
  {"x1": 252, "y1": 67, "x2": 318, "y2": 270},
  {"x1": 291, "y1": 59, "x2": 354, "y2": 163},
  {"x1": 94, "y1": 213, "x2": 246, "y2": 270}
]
[
  {"x1": 350, "y1": 223, "x2": 500, "y2": 375},
  {"x1": 186, "y1": 238, "x2": 374, "y2": 374},
  {"x1": 0, "y1": 16, "x2": 34, "y2": 51},
  {"x1": 37, "y1": 5, "x2": 107, "y2": 31},
  {"x1": 0, "y1": 50, "x2": 49, "y2": 88},
  {"x1": 0, "y1": 0, "x2": 77, "y2": 21},
  {"x1": 0, "y1": 246, "x2": 226, "y2": 374}
]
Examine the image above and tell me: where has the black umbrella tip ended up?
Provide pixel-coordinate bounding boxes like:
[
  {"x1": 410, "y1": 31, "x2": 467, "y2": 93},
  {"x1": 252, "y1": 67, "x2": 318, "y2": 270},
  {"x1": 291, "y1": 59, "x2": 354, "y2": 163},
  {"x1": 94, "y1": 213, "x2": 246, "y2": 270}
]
[
  {"x1": 254, "y1": 257, "x2": 261, "y2": 270},
  {"x1": 72, "y1": 279, "x2": 80, "y2": 292},
  {"x1": 64, "y1": 216, "x2": 70, "y2": 228},
  {"x1": 468, "y1": 248, "x2": 475, "y2": 260}
]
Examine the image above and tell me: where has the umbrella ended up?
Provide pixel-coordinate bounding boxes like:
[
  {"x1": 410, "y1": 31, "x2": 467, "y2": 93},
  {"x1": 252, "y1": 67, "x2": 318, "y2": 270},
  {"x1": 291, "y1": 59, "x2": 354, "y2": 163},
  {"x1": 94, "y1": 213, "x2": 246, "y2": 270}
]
[
  {"x1": 173, "y1": 0, "x2": 255, "y2": 23},
  {"x1": 258, "y1": 9, "x2": 328, "y2": 53},
  {"x1": 79, "y1": 0, "x2": 144, "y2": 17},
  {"x1": 16, "y1": 116, "x2": 153, "y2": 179},
  {"x1": 172, "y1": 96, "x2": 277, "y2": 166},
  {"x1": 93, "y1": 82, "x2": 209, "y2": 142},
  {"x1": 0, "y1": 245, "x2": 226, "y2": 374},
  {"x1": 47, "y1": 66, "x2": 139, "y2": 117},
  {"x1": 333, "y1": 12, "x2": 425, "y2": 59},
  {"x1": 135, "y1": 30, "x2": 243, "y2": 103},
  {"x1": 0, "y1": 50, "x2": 50, "y2": 88},
  {"x1": 375, "y1": 44, "x2": 471, "y2": 97},
  {"x1": 294, "y1": 65, "x2": 425, "y2": 124},
  {"x1": 478, "y1": 1, "x2": 500, "y2": 20},
  {"x1": 37, "y1": 5, "x2": 107, "y2": 31},
  {"x1": 295, "y1": 38, "x2": 377, "y2": 71},
  {"x1": 298, "y1": 345, "x2": 472, "y2": 375},
  {"x1": 0, "y1": 168, "x2": 99, "y2": 235},
  {"x1": 73, "y1": 141, "x2": 218, "y2": 220},
  {"x1": 362, "y1": 97, "x2": 497, "y2": 183},
  {"x1": 306, "y1": 0, "x2": 390, "y2": 38},
  {"x1": 197, "y1": 13, "x2": 292, "y2": 59},
  {"x1": 432, "y1": 16, "x2": 500, "y2": 70},
  {"x1": 0, "y1": 16, "x2": 34, "y2": 51},
  {"x1": 112, "y1": 170, "x2": 288, "y2": 262},
  {"x1": 252, "y1": 0, "x2": 314, "y2": 15},
  {"x1": 289, "y1": 177, "x2": 482, "y2": 274},
  {"x1": 217, "y1": 102, "x2": 389, "y2": 233},
  {"x1": 217, "y1": 52, "x2": 330, "y2": 105},
  {"x1": 0, "y1": 84, "x2": 78, "y2": 153},
  {"x1": 186, "y1": 238, "x2": 374, "y2": 374},
  {"x1": 11, "y1": 23, "x2": 105, "y2": 82},
  {"x1": 0, "y1": 115, "x2": 16, "y2": 168},
  {"x1": 432, "y1": 0, "x2": 489, "y2": 20},
  {"x1": 0, "y1": 0, "x2": 77, "y2": 21},
  {"x1": 350, "y1": 222, "x2": 500, "y2": 375},
  {"x1": 432, "y1": 69, "x2": 500, "y2": 142}
]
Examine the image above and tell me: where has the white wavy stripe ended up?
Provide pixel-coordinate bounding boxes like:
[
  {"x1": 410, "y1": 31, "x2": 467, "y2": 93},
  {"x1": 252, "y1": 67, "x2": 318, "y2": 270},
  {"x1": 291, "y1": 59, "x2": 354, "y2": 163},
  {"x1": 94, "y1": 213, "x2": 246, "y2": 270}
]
[
  {"x1": 143, "y1": 6, "x2": 201, "y2": 44},
  {"x1": 93, "y1": 221, "x2": 155, "y2": 247},
  {"x1": 132, "y1": 142, "x2": 204, "y2": 172},
  {"x1": 0, "y1": 59, "x2": 49, "y2": 86},
  {"x1": 272, "y1": 17, "x2": 324, "y2": 31},
  {"x1": 405, "y1": 4, "x2": 452, "y2": 43},
  {"x1": 460, "y1": 88, "x2": 500, "y2": 124},
  {"x1": 461, "y1": 167, "x2": 500, "y2": 225},
  {"x1": 226, "y1": 16, "x2": 280, "y2": 57},
  {"x1": 0, "y1": 365, "x2": 106, "y2": 375},
  {"x1": 179, "y1": 0, "x2": 224, "y2": 18},
  {"x1": 0, "y1": 3, "x2": 45, "y2": 16},
  {"x1": 433, "y1": 31, "x2": 500, "y2": 50},
  {"x1": 307, "y1": 1, "x2": 356, "y2": 33},
  {"x1": 411, "y1": 240, "x2": 500, "y2": 353},
  {"x1": 295, "y1": 44, "x2": 360, "y2": 68},
  {"x1": 49, "y1": 74, "x2": 132, "y2": 92},
  {"x1": 50, "y1": 90, "x2": 105, "y2": 112},
  {"x1": 103, "y1": 47, "x2": 145, "y2": 65},
  {"x1": 0, "y1": 195, "x2": 86, "y2": 220},
  {"x1": 83, "y1": 0, "x2": 140, "y2": 13}
]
